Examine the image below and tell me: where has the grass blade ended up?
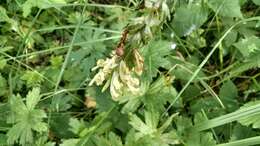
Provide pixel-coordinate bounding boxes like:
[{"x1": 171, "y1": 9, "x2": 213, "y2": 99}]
[
  {"x1": 194, "y1": 103, "x2": 260, "y2": 131},
  {"x1": 216, "y1": 136, "x2": 260, "y2": 146}
]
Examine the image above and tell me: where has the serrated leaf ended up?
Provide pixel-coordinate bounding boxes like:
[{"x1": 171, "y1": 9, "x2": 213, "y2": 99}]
[
  {"x1": 7, "y1": 89, "x2": 47, "y2": 145},
  {"x1": 129, "y1": 113, "x2": 153, "y2": 137},
  {"x1": 26, "y1": 87, "x2": 41, "y2": 110},
  {"x1": 144, "y1": 76, "x2": 178, "y2": 112},
  {"x1": 208, "y1": 0, "x2": 243, "y2": 18},
  {"x1": 7, "y1": 123, "x2": 34, "y2": 145},
  {"x1": 238, "y1": 100, "x2": 260, "y2": 129},
  {"x1": 69, "y1": 118, "x2": 86, "y2": 135},
  {"x1": 92, "y1": 132, "x2": 124, "y2": 146},
  {"x1": 142, "y1": 40, "x2": 171, "y2": 81},
  {"x1": 129, "y1": 110, "x2": 179, "y2": 145},
  {"x1": 186, "y1": 132, "x2": 216, "y2": 146},
  {"x1": 21, "y1": 71, "x2": 44, "y2": 87}
]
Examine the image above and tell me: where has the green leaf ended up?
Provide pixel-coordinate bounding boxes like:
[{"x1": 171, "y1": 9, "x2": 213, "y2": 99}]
[
  {"x1": 144, "y1": 76, "x2": 178, "y2": 112},
  {"x1": 7, "y1": 122, "x2": 34, "y2": 145},
  {"x1": 92, "y1": 132, "x2": 123, "y2": 146},
  {"x1": 7, "y1": 89, "x2": 47, "y2": 145},
  {"x1": 50, "y1": 94, "x2": 72, "y2": 112},
  {"x1": 253, "y1": 0, "x2": 260, "y2": 5},
  {"x1": 0, "y1": 57, "x2": 7, "y2": 70},
  {"x1": 208, "y1": 0, "x2": 243, "y2": 18},
  {"x1": 186, "y1": 132, "x2": 216, "y2": 146},
  {"x1": 233, "y1": 36, "x2": 260, "y2": 57},
  {"x1": 168, "y1": 56, "x2": 206, "y2": 82},
  {"x1": 142, "y1": 40, "x2": 171, "y2": 81},
  {"x1": 22, "y1": 0, "x2": 67, "y2": 17},
  {"x1": 238, "y1": 100, "x2": 260, "y2": 129},
  {"x1": 175, "y1": 115, "x2": 216, "y2": 146},
  {"x1": 171, "y1": 4, "x2": 208, "y2": 36},
  {"x1": 0, "y1": 133, "x2": 7, "y2": 145},
  {"x1": 219, "y1": 80, "x2": 239, "y2": 111},
  {"x1": 50, "y1": 113, "x2": 75, "y2": 139},
  {"x1": 50, "y1": 55, "x2": 63, "y2": 68},
  {"x1": 229, "y1": 50, "x2": 260, "y2": 77},
  {"x1": 61, "y1": 139, "x2": 80, "y2": 146},
  {"x1": 230, "y1": 124, "x2": 257, "y2": 141},
  {"x1": 69, "y1": 118, "x2": 86, "y2": 135},
  {"x1": 0, "y1": 6, "x2": 13, "y2": 23},
  {"x1": 129, "y1": 110, "x2": 180, "y2": 145},
  {"x1": 129, "y1": 113, "x2": 154, "y2": 138},
  {"x1": 26, "y1": 87, "x2": 41, "y2": 110},
  {"x1": 21, "y1": 70, "x2": 44, "y2": 87},
  {"x1": 86, "y1": 86, "x2": 115, "y2": 113},
  {"x1": 0, "y1": 74, "x2": 7, "y2": 96}
]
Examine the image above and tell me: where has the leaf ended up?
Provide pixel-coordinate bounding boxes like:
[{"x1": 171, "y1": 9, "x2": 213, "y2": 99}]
[
  {"x1": 175, "y1": 116, "x2": 216, "y2": 146},
  {"x1": 185, "y1": 132, "x2": 216, "y2": 146},
  {"x1": 230, "y1": 123, "x2": 257, "y2": 141},
  {"x1": 171, "y1": 4, "x2": 208, "y2": 36},
  {"x1": 50, "y1": 55, "x2": 63, "y2": 68},
  {"x1": 129, "y1": 110, "x2": 179, "y2": 145},
  {"x1": 129, "y1": 113, "x2": 154, "y2": 138},
  {"x1": 7, "y1": 88, "x2": 47, "y2": 145},
  {"x1": 144, "y1": 76, "x2": 178, "y2": 112},
  {"x1": 0, "y1": 74, "x2": 7, "y2": 96},
  {"x1": 253, "y1": 0, "x2": 260, "y2": 5},
  {"x1": 50, "y1": 94, "x2": 72, "y2": 112},
  {"x1": 0, "y1": 134, "x2": 7, "y2": 145},
  {"x1": 22, "y1": 0, "x2": 67, "y2": 17},
  {"x1": 69, "y1": 118, "x2": 86, "y2": 135},
  {"x1": 219, "y1": 80, "x2": 239, "y2": 111},
  {"x1": 92, "y1": 132, "x2": 123, "y2": 146},
  {"x1": 238, "y1": 100, "x2": 260, "y2": 129},
  {"x1": 208, "y1": 0, "x2": 243, "y2": 18},
  {"x1": 229, "y1": 50, "x2": 260, "y2": 77},
  {"x1": 0, "y1": 6, "x2": 13, "y2": 23},
  {"x1": 7, "y1": 123, "x2": 34, "y2": 145},
  {"x1": 26, "y1": 87, "x2": 41, "y2": 110},
  {"x1": 86, "y1": 86, "x2": 115, "y2": 113},
  {"x1": 233, "y1": 36, "x2": 260, "y2": 57},
  {"x1": 61, "y1": 139, "x2": 80, "y2": 146},
  {"x1": 50, "y1": 113, "x2": 75, "y2": 139},
  {"x1": 168, "y1": 56, "x2": 206, "y2": 82},
  {"x1": 0, "y1": 57, "x2": 7, "y2": 70},
  {"x1": 21, "y1": 70, "x2": 44, "y2": 87},
  {"x1": 142, "y1": 40, "x2": 172, "y2": 81}
]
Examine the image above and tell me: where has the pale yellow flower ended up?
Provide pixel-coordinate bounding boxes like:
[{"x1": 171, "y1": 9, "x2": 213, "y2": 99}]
[
  {"x1": 133, "y1": 49, "x2": 144, "y2": 76},
  {"x1": 119, "y1": 61, "x2": 140, "y2": 95},
  {"x1": 89, "y1": 51, "x2": 143, "y2": 100},
  {"x1": 89, "y1": 52, "x2": 119, "y2": 86},
  {"x1": 110, "y1": 71, "x2": 123, "y2": 100}
]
